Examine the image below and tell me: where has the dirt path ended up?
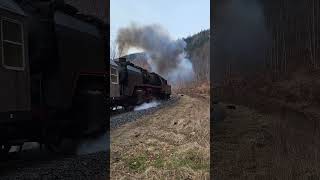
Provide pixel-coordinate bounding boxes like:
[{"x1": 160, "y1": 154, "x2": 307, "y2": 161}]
[{"x1": 110, "y1": 95, "x2": 210, "y2": 179}]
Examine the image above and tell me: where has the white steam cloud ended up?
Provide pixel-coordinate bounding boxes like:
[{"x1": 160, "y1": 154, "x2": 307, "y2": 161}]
[
  {"x1": 117, "y1": 23, "x2": 195, "y2": 83},
  {"x1": 76, "y1": 133, "x2": 108, "y2": 155},
  {"x1": 134, "y1": 101, "x2": 161, "y2": 111}
]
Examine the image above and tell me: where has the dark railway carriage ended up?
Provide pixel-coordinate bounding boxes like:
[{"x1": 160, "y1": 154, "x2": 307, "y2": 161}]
[
  {"x1": 0, "y1": 2, "x2": 30, "y2": 111},
  {"x1": 0, "y1": 0, "x2": 32, "y2": 154},
  {"x1": 0, "y1": 0, "x2": 108, "y2": 155}
]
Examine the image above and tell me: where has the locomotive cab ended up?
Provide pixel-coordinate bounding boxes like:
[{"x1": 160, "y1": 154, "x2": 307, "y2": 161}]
[{"x1": 110, "y1": 59, "x2": 120, "y2": 99}]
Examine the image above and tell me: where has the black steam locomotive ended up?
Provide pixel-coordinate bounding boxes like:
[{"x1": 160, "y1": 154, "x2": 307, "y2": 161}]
[
  {"x1": 0, "y1": 0, "x2": 107, "y2": 154},
  {"x1": 110, "y1": 57, "x2": 171, "y2": 109}
]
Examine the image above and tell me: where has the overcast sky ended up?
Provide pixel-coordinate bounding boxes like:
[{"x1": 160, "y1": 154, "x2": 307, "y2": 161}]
[{"x1": 110, "y1": 0, "x2": 210, "y2": 44}]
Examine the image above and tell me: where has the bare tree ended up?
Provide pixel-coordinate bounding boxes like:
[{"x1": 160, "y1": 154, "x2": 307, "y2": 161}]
[{"x1": 110, "y1": 39, "x2": 119, "y2": 60}]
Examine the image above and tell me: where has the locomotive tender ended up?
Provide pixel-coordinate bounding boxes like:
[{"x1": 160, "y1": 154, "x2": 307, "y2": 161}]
[
  {"x1": 110, "y1": 57, "x2": 171, "y2": 109},
  {"x1": 0, "y1": 0, "x2": 107, "y2": 154}
]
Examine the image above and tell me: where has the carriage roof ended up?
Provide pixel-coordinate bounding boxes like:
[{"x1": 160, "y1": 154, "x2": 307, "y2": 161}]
[{"x1": 0, "y1": 0, "x2": 26, "y2": 16}]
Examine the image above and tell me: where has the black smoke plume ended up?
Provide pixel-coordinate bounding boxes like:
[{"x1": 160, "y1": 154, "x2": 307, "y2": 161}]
[{"x1": 116, "y1": 23, "x2": 194, "y2": 83}]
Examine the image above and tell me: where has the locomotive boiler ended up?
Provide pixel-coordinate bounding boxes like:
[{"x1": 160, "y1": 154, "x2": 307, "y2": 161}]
[{"x1": 110, "y1": 57, "x2": 171, "y2": 109}]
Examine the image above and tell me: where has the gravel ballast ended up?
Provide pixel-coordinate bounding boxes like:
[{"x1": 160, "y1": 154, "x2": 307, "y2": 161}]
[
  {"x1": 0, "y1": 152, "x2": 108, "y2": 180},
  {"x1": 110, "y1": 95, "x2": 180, "y2": 129}
]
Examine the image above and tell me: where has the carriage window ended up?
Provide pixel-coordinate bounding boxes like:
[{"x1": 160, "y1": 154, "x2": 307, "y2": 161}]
[
  {"x1": 110, "y1": 67, "x2": 118, "y2": 84},
  {"x1": 2, "y1": 19, "x2": 24, "y2": 70}
]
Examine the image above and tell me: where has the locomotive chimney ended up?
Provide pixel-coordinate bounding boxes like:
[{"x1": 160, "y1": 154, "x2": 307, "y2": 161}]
[{"x1": 119, "y1": 57, "x2": 127, "y2": 63}]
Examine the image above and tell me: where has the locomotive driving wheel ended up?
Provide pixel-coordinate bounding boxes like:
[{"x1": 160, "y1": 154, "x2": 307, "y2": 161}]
[
  {"x1": 135, "y1": 89, "x2": 146, "y2": 105},
  {"x1": 43, "y1": 110, "x2": 77, "y2": 154},
  {"x1": 73, "y1": 79, "x2": 107, "y2": 136},
  {"x1": 0, "y1": 144, "x2": 11, "y2": 159},
  {"x1": 43, "y1": 119, "x2": 65, "y2": 154},
  {"x1": 44, "y1": 126, "x2": 77, "y2": 154},
  {"x1": 46, "y1": 138, "x2": 77, "y2": 154},
  {"x1": 124, "y1": 104, "x2": 134, "y2": 111}
]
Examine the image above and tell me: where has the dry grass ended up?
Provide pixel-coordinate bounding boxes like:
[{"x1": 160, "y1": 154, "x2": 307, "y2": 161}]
[
  {"x1": 213, "y1": 104, "x2": 274, "y2": 179},
  {"x1": 266, "y1": 107, "x2": 320, "y2": 179},
  {"x1": 111, "y1": 95, "x2": 210, "y2": 179},
  {"x1": 173, "y1": 81, "x2": 210, "y2": 100}
]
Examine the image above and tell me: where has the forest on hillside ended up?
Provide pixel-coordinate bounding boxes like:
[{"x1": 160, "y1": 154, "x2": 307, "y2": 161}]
[
  {"x1": 214, "y1": 0, "x2": 320, "y2": 85},
  {"x1": 184, "y1": 29, "x2": 210, "y2": 83},
  {"x1": 213, "y1": 0, "x2": 320, "y2": 104}
]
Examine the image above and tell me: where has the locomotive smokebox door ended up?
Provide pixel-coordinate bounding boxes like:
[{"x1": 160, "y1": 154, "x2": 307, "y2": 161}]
[{"x1": 0, "y1": 1, "x2": 30, "y2": 121}]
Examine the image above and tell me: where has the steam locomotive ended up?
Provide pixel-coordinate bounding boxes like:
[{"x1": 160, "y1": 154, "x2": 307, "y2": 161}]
[
  {"x1": 0, "y1": 0, "x2": 107, "y2": 154},
  {"x1": 110, "y1": 57, "x2": 171, "y2": 109}
]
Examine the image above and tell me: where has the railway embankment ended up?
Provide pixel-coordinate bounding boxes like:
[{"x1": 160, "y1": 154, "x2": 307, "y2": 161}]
[{"x1": 110, "y1": 94, "x2": 210, "y2": 179}]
